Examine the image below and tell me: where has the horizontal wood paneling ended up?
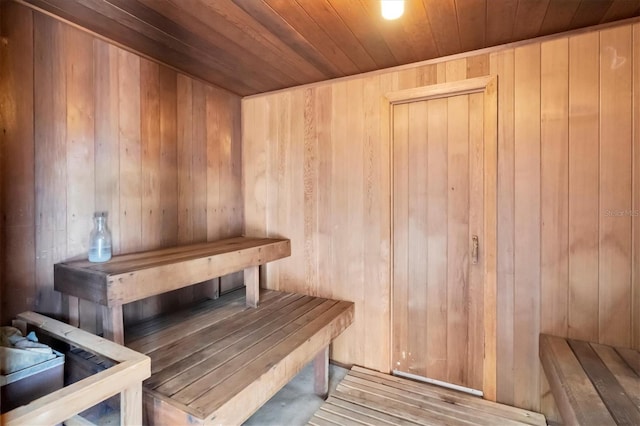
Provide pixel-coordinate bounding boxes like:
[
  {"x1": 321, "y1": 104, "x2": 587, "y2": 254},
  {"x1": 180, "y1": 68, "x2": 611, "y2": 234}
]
[
  {"x1": 0, "y1": 2, "x2": 243, "y2": 327},
  {"x1": 243, "y1": 20, "x2": 640, "y2": 413}
]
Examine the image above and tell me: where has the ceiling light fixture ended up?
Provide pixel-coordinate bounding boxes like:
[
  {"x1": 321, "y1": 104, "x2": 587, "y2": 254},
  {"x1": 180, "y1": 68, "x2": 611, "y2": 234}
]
[{"x1": 381, "y1": 0, "x2": 404, "y2": 20}]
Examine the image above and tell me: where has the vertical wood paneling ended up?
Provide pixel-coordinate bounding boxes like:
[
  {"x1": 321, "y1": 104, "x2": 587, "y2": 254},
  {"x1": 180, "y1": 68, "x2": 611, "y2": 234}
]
[
  {"x1": 490, "y1": 49, "x2": 516, "y2": 405},
  {"x1": 599, "y1": 25, "x2": 633, "y2": 347},
  {"x1": 94, "y1": 41, "x2": 120, "y2": 255},
  {"x1": 177, "y1": 75, "x2": 194, "y2": 246},
  {"x1": 540, "y1": 38, "x2": 569, "y2": 337},
  {"x1": 303, "y1": 88, "x2": 319, "y2": 297},
  {"x1": 392, "y1": 102, "x2": 409, "y2": 373},
  {"x1": 139, "y1": 58, "x2": 162, "y2": 317},
  {"x1": 346, "y1": 79, "x2": 365, "y2": 364},
  {"x1": 34, "y1": 15, "x2": 66, "y2": 318},
  {"x1": 1, "y1": 3, "x2": 243, "y2": 326},
  {"x1": 407, "y1": 101, "x2": 428, "y2": 378},
  {"x1": 0, "y1": 2, "x2": 35, "y2": 320},
  {"x1": 468, "y1": 91, "x2": 485, "y2": 392},
  {"x1": 191, "y1": 80, "x2": 207, "y2": 242},
  {"x1": 446, "y1": 94, "x2": 470, "y2": 386},
  {"x1": 425, "y1": 98, "x2": 449, "y2": 381},
  {"x1": 159, "y1": 67, "x2": 178, "y2": 247},
  {"x1": 633, "y1": 24, "x2": 640, "y2": 350},
  {"x1": 513, "y1": 43, "x2": 541, "y2": 411},
  {"x1": 65, "y1": 25, "x2": 96, "y2": 331},
  {"x1": 568, "y1": 32, "x2": 600, "y2": 342},
  {"x1": 539, "y1": 38, "x2": 570, "y2": 417},
  {"x1": 140, "y1": 59, "x2": 162, "y2": 251},
  {"x1": 118, "y1": 50, "x2": 142, "y2": 255}
]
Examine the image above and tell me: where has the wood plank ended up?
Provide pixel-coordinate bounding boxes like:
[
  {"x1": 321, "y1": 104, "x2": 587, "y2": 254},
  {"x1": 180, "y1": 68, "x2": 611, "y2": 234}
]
[
  {"x1": 54, "y1": 237, "x2": 291, "y2": 306},
  {"x1": 513, "y1": 43, "x2": 541, "y2": 411},
  {"x1": 349, "y1": 367, "x2": 546, "y2": 425},
  {"x1": 406, "y1": 100, "x2": 428, "y2": 379},
  {"x1": 340, "y1": 375, "x2": 524, "y2": 426},
  {"x1": 125, "y1": 288, "x2": 248, "y2": 344},
  {"x1": 0, "y1": 1, "x2": 36, "y2": 324},
  {"x1": 94, "y1": 40, "x2": 120, "y2": 259},
  {"x1": 599, "y1": 25, "x2": 633, "y2": 347},
  {"x1": 632, "y1": 22, "x2": 640, "y2": 352},
  {"x1": 425, "y1": 97, "x2": 448, "y2": 382},
  {"x1": 314, "y1": 408, "x2": 366, "y2": 426},
  {"x1": 590, "y1": 343, "x2": 640, "y2": 407},
  {"x1": 244, "y1": 265, "x2": 259, "y2": 308},
  {"x1": 314, "y1": 346, "x2": 329, "y2": 398},
  {"x1": 568, "y1": 339, "x2": 640, "y2": 424},
  {"x1": 172, "y1": 299, "x2": 340, "y2": 403},
  {"x1": 332, "y1": 387, "x2": 472, "y2": 426},
  {"x1": 322, "y1": 397, "x2": 422, "y2": 426},
  {"x1": 34, "y1": 12, "x2": 66, "y2": 318},
  {"x1": 539, "y1": 334, "x2": 615, "y2": 425},
  {"x1": 392, "y1": 102, "x2": 409, "y2": 373},
  {"x1": 490, "y1": 48, "x2": 516, "y2": 405},
  {"x1": 616, "y1": 347, "x2": 640, "y2": 376},
  {"x1": 195, "y1": 302, "x2": 354, "y2": 424},
  {"x1": 446, "y1": 89, "x2": 470, "y2": 387},
  {"x1": 481, "y1": 75, "x2": 499, "y2": 401},
  {"x1": 467, "y1": 91, "x2": 484, "y2": 392},
  {"x1": 540, "y1": 37, "x2": 569, "y2": 337},
  {"x1": 148, "y1": 296, "x2": 324, "y2": 389},
  {"x1": 568, "y1": 31, "x2": 600, "y2": 342}
]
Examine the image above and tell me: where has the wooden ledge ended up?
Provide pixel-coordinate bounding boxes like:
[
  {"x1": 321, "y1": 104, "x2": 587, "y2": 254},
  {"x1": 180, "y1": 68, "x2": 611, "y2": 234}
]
[{"x1": 54, "y1": 236, "x2": 291, "y2": 306}]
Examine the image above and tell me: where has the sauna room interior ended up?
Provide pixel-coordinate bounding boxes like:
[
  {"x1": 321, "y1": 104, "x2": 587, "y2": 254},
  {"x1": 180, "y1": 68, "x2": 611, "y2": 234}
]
[{"x1": 1, "y1": 0, "x2": 639, "y2": 425}]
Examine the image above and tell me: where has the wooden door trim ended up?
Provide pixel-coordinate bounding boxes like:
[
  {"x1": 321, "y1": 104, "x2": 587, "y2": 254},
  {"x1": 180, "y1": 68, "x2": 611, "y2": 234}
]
[
  {"x1": 383, "y1": 75, "x2": 498, "y2": 401},
  {"x1": 385, "y1": 76, "x2": 495, "y2": 104}
]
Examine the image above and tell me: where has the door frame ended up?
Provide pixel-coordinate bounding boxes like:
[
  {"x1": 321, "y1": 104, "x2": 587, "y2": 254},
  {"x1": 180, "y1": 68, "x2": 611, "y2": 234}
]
[{"x1": 384, "y1": 75, "x2": 498, "y2": 401}]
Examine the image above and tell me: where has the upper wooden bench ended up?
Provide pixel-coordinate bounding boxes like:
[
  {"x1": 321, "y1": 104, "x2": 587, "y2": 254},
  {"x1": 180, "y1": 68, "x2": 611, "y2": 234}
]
[
  {"x1": 539, "y1": 334, "x2": 640, "y2": 425},
  {"x1": 54, "y1": 236, "x2": 291, "y2": 344}
]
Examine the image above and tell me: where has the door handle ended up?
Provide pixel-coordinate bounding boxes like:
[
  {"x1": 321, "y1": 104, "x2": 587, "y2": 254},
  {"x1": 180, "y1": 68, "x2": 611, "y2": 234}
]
[{"x1": 471, "y1": 235, "x2": 479, "y2": 265}]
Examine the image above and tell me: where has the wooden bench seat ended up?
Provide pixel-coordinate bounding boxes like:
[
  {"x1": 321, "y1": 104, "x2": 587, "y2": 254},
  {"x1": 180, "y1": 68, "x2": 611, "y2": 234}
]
[
  {"x1": 54, "y1": 236, "x2": 291, "y2": 344},
  {"x1": 539, "y1": 334, "x2": 640, "y2": 425},
  {"x1": 126, "y1": 287, "x2": 354, "y2": 425}
]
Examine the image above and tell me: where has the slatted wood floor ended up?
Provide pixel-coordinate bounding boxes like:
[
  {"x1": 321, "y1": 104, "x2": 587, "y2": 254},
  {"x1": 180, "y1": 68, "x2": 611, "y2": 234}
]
[
  {"x1": 309, "y1": 366, "x2": 546, "y2": 426},
  {"x1": 126, "y1": 288, "x2": 354, "y2": 425}
]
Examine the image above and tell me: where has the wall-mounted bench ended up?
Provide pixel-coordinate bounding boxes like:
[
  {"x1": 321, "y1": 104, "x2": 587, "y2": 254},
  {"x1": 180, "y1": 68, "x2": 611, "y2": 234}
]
[
  {"x1": 539, "y1": 334, "x2": 640, "y2": 425},
  {"x1": 54, "y1": 236, "x2": 355, "y2": 425}
]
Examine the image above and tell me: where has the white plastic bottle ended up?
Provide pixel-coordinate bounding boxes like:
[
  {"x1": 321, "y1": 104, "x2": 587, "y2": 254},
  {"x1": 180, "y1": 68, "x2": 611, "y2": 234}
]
[{"x1": 88, "y1": 212, "x2": 112, "y2": 262}]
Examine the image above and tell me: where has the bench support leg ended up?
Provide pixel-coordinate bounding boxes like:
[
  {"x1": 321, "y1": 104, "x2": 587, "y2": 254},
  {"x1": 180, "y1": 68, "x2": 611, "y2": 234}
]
[
  {"x1": 121, "y1": 383, "x2": 142, "y2": 425},
  {"x1": 62, "y1": 295, "x2": 80, "y2": 327},
  {"x1": 245, "y1": 265, "x2": 259, "y2": 308},
  {"x1": 314, "y1": 346, "x2": 329, "y2": 398},
  {"x1": 102, "y1": 305, "x2": 125, "y2": 345}
]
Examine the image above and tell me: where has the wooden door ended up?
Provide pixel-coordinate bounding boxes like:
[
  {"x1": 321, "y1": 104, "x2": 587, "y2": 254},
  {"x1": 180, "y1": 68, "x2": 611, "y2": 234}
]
[{"x1": 392, "y1": 90, "x2": 486, "y2": 393}]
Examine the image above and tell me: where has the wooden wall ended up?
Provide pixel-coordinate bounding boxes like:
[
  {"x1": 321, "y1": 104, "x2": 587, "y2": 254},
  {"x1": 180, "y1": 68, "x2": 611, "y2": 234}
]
[
  {"x1": 0, "y1": 2, "x2": 243, "y2": 329},
  {"x1": 243, "y1": 21, "x2": 640, "y2": 412}
]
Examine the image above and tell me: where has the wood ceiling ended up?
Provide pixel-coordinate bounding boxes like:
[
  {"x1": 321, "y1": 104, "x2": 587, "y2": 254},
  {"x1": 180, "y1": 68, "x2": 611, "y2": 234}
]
[{"x1": 19, "y1": 0, "x2": 640, "y2": 95}]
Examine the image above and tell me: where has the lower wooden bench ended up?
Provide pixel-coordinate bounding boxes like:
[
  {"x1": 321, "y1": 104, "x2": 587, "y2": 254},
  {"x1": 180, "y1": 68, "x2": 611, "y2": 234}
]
[
  {"x1": 539, "y1": 334, "x2": 640, "y2": 426},
  {"x1": 125, "y1": 288, "x2": 354, "y2": 425}
]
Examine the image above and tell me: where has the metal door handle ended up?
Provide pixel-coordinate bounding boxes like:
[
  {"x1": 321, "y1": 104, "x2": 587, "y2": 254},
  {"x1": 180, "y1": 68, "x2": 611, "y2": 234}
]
[{"x1": 471, "y1": 235, "x2": 479, "y2": 265}]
